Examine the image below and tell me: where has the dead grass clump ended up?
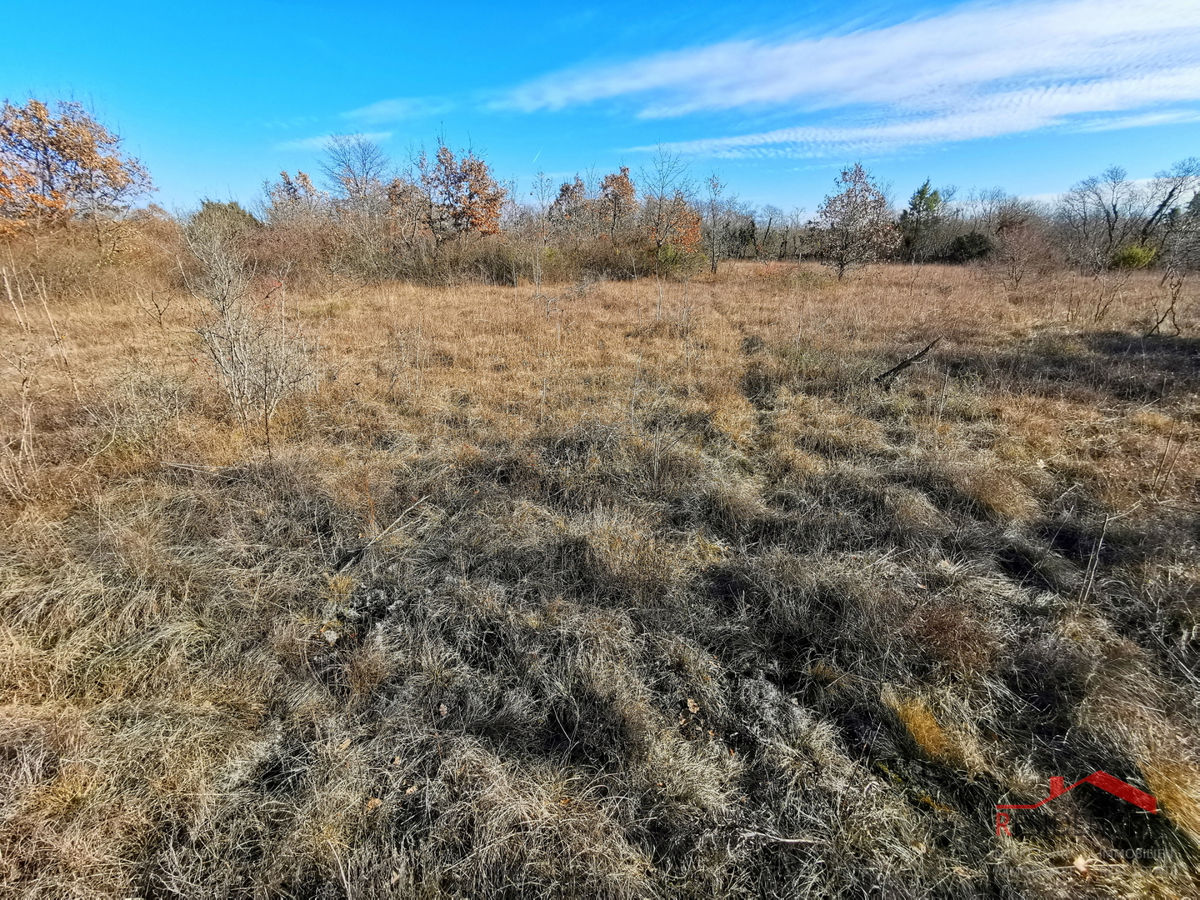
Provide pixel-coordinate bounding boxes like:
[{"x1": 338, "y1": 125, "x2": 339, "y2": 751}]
[
  {"x1": 772, "y1": 392, "x2": 892, "y2": 461},
  {"x1": 883, "y1": 485, "x2": 953, "y2": 536},
  {"x1": 1143, "y1": 758, "x2": 1200, "y2": 848},
  {"x1": 901, "y1": 600, "x2": 1005, "y2": 678},
  {"x1": 882, "y1": 687, "x2": 953, "y2": 760},
  {"x1": 946, "y1": 456, "x2": 1041, "y2": 522}
]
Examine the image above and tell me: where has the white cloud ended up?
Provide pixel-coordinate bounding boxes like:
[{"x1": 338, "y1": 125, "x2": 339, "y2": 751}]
[
  {"x1": 638, "y1": 71, "x2": 1200, "y2": 158},
  {"x1": 1070, "y1": 109, "x2": 1200, "y2": 132},
  {"x1": 496, "y1": 0, "x2": 1200, "y2": 156},
  {"x1": 342, "y1": 97, "x2": 452, "y2": 124},
  {"x1": 274, "y1": 132, "x2": 393, "y2": 152}
]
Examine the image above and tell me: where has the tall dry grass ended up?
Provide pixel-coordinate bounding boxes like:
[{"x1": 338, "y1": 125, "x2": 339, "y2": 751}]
[{"x1": 2, "y1": 242, "x2": 1199, "y2": 897}]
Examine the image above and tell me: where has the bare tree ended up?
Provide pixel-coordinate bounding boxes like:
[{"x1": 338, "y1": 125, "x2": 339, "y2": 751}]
[
  {"x1": 1142, "y1": 157, "x2": 1200, "y2": 252},
  {"x1": 703, "y1": 174, "x2": 727, "y2": 274},
  {"x1": 1152, "y1": 192, "x2": 1200, "y2": 335},
  {"x1": 321, "y1": 134, "x2": 391, "y2": 203},
  {"x1": 528, "y1": 170, "x2": 555, "y2": 293},
  {"x1": 988, "y1": 220, "x2": 1056, "y2": 293},
  {"x1": 184, "y1": 215, "x2": 315, "y2": 453},
  {"x1": 1059, "y1": 166, "x2": 1147, "y2": 271},
  {"x1": 758, "y1": 204, "x2": 783, "y2": 259},
  {"x1": 547, "y1": 175, "x2": 594, "y2": 249},
  {"x1": 1058, "y1": 159, "x2": 1200, "y2": 271},
  {"x1": 963, "y1": 187, "x2": 1011, "y2": 236},
  {"x1": 639, "y1": 148, "x2": 696, "y2": 252},
  {"x1": 319, "y1": 136, "x2": 395, "y2": 279}
]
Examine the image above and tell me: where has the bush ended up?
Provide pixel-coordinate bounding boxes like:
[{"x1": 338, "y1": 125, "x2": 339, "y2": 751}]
[
  {"x1": 655, "y1": 243, "x2": 706, "y2": 279},
  {"x1": 1110, "y1": 244, "x2": 1157, "y2": 270},
  {"x1": 185, "y1": 223, "x2": 316, "y2": 441},
  {"x1": 942, "y1": 232, "x2": 994, "y2": 264},
  {"x1": 187, "y1": 200, "x2": 261, "y2": 245}
]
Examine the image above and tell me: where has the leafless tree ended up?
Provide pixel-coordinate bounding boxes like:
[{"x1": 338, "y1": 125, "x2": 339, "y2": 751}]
[
  {"x1": 184, "y1": 216, "x2": 315, "y2": 453},
  {"x1": 639, "y1": 148, "x2": 696, "y2": 252},
  {"x1": 703, "y1": 174, "x2": 727, "y2": 274},
  {"x1": 321, "y1": 134, "x2": 391, "y2": 203},
  {"x1": 1058, "y1": 159, "x2": 1200, "y2": 271}
]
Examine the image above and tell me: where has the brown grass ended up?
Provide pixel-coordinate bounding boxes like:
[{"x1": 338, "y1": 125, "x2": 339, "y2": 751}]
[{"x1": 2, "y1": 244, "x2": 1200, "y2": 897}]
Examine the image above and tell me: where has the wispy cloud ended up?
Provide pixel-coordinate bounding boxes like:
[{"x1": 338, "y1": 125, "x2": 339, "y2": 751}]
[
  {"x1": 1070, "y1": 109, "x2": 1200, "y2": 132},
  {"x1": 274, "y1": 131, "x2": 393, "y2": 152},
  {"x1": 342, "y1": 97, "x2": 452, "y2": 124},
  {"x1": 634, "y1": 72, "x2": 1200, "y2": 158},
  {"x1": 497, "y1": 0, "x2": 1200, "y2": 156}
]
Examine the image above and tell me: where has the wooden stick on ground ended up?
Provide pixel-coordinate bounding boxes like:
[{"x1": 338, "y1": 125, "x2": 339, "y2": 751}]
[{"x1": 873, "y1": 338, "x2": 941, "y2": 388}]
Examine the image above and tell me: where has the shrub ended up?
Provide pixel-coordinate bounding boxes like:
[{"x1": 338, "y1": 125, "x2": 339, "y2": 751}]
[
  {"x1": 184, "y1": 222, "x2": 315, "y2": 445},
  {"x1": 1110, "y1": 244, "x2": 1157, "y2": 270},
  {"x1": 942, "y1": 232, "x2": 994, "y2": 264},
  {"x1": 187, "y1": 199, "x2": 261, "y2": 245}
]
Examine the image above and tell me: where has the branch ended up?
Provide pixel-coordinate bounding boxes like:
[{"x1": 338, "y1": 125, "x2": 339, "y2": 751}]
[
  {"x1": 739, "y1": 830, "x2": 823, "y2": 845},
  {"x1": 335, "y1": 496, "x2": 430, "y2": 572},
  {"x1": 873, "y1": 338, "x2": 941, "y2": 388}
]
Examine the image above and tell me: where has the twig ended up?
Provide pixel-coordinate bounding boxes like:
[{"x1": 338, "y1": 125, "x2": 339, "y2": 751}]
[
  {"x1": 164, "y1": 462, "x2": 226, "y2": 475},
  {"x1": 365, "y1": 497, "x2": 428, "y2": 548},
  {"x1": 873, "y1": 338, "x2": 941, "y2": 388},
  {"x1": 335, "y1": 496, "x2": 430, "y2": 572},
  {"x1": 2, "y1": 267, "x2": 29, "y2": 333},
  {"x1": 740, "y1": 829, "x2": 822, "y2": 845},
  {"x1": 1079, "y1": 515, "x2": 1110, "y2": 607}
]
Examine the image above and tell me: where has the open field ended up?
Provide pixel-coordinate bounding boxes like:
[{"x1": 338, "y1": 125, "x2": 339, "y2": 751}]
[{"x1": 2, "y1": 258, "x2": 1200, "y2": 897}]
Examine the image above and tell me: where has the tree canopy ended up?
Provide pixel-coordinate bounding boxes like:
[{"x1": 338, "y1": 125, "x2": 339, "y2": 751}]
[
  {"x1": 0, "y1": 98, "x2": 153, "y2": 234},
  {"x1": 816, "y1": 163, "x2": 899, "y2": 279}
]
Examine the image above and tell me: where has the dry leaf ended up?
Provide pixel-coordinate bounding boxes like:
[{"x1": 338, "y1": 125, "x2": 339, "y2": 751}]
[
  {"x1": 337, "y1": 738, "x2": 351, "y2": 751},
  {"x1": 687, "y1": 698, "x2": 700, "y2": 714},
  {"x1": 366, "y1": 797, "x2": 382, "y2": 811}
]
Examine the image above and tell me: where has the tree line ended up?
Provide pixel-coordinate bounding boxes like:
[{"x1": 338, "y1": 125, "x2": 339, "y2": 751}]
[{"x1": 2, "y1": 97, "x2": 1198, "y2": 289}]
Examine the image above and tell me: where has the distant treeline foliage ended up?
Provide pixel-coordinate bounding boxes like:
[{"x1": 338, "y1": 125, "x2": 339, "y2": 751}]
[{"x1": 2, "y1": 97, "x2": 1199, "y2": 286}]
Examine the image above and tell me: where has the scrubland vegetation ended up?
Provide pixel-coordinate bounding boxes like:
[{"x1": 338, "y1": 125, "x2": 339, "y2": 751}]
[{"x1": 2, "y1": 98, "x2": 1200, "y2": 898}]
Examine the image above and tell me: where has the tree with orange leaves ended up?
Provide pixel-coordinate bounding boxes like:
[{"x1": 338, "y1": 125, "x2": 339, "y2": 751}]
[
  {"x1": 0, "y1": 98, "x2": 153, "y2": 234},
  {"x1": 599, "y1": 166, "x2": 636, "y2": 241},
  {"x1": 416, "y1": 140, "x2": 506, "y2": 244}
]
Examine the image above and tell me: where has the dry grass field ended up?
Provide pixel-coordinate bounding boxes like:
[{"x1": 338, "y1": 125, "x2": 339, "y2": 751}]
[{"x1": 2, "y1": 254, "x2": 1199, "y2": 897}]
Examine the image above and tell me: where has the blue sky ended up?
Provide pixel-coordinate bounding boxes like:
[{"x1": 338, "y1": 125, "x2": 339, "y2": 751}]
[{"x1": 5, "y1": 0, "x2": 1198, "y2": 214}]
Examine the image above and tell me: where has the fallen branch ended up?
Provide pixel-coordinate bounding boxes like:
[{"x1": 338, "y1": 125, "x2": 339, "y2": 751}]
[
  {"x1": 740, "y1": 830, "x2": 823, "y2": 845},
  {"x1": 164, "y1": 462, "x2": 224, "y2": 474},
  {"x1": 873, "y1": 338, "x2": 940, "y2": 388},
  {"x1": 335, "y1": 496, "x2": 430, "y2": 572}
]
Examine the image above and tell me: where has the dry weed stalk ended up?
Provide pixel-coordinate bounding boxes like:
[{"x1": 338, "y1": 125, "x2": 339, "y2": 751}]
[{"x1": 0, "y1": 267, "x2": 78, "y2": 498}]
